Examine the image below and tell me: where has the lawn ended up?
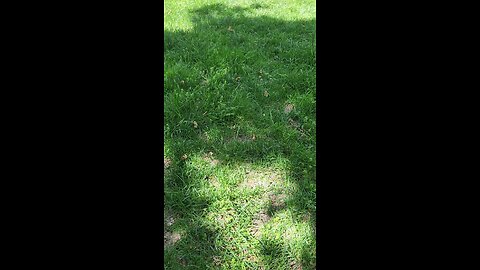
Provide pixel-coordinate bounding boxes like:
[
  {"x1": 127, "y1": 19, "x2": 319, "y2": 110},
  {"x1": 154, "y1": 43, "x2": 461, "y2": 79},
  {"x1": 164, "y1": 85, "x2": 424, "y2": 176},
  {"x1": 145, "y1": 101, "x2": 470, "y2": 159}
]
[{"x1": 164, "y1": 0, "x2": 316, "y2": 269}]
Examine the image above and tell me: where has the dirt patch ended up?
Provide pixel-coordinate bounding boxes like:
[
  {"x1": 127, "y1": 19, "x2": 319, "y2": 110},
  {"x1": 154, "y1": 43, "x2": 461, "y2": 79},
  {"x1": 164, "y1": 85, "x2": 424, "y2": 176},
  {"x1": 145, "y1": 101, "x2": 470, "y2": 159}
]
[
  {"x1": 165, "y1": 214, "x2": 175, "y2": 227},
  {"x1": 270, "y1": 193, "x2": 287, "y2": 210},
  {"x1": 246, "y1": 253, "x2": 259, "y2": 264},
  {"x1": 203, "y1": 152, "x2": 220, "y2": 166},
  {"x1": 216, "y1": 209, "x2": 235, "y2": 227},
  {"x1": 288, "y1": 118, "x2": 301, "y2": 129},
  {"x1": 164, "y1": 158, "x2": 172, "y2": 169},
  {"x1": 240, "y1": 168, "x2": 282, "y2": 189},
  {"x1": 288, "y1": 118, "x2": 308, "y2": 137},
  {"x1": 164, "y1": 159, "x2": 173, "y2": 182},
  {"x1": 164, "y1": 211, "x2": 180, "y2": 248},
  {"x1": 250, "y1": 210, "x2": 271, "y2": 237},
  {"x1": 164, "y1": 231, "x2": 181, "y2": 248},
  {"x1": 164, "y1": 209, "x2": 176, "y2": 227},
  {"x1": 206, "y1": 175, "x2": 220, "y2": 188},
  {"x1": 212, "y1": 256, "x2": 222, "y2": 266},
  {"x1": 200, "y1": 131, "x2": 210, "y2": 142},
  {"x1": 283, "y1": 226, "x2": 299, "y2": 242},
  {"x1": 231, "y1": 134, "x2": 255, "y2": 143},
  {"x1": 284, "y1": 103, "x2": 295, "y2": 114},
  {"x1": 290, "y1": 260, "x2": 303, "y2": 270}
]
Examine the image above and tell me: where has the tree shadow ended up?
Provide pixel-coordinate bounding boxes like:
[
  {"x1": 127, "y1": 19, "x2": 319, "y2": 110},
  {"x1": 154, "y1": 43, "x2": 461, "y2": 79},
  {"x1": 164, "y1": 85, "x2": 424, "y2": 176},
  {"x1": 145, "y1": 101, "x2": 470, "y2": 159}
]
[{"x1": 164, "y1": 3, "x2": 316, "y2": 269}]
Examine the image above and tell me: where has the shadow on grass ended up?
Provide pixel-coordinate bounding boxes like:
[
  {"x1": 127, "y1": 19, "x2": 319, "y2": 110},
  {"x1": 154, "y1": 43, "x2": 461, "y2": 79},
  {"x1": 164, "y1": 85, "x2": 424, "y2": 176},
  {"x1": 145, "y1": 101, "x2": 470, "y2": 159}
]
[{"x1": 164, "y1": 3, "x2": 316, "y2": 269}]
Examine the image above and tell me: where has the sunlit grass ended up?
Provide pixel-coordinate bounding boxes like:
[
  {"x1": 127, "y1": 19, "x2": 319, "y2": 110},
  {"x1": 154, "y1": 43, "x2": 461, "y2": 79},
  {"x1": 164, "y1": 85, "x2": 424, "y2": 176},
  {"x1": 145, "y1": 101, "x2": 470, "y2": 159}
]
[{"x1": 164, "y1": 0, "x2": 316, "y2": 269}]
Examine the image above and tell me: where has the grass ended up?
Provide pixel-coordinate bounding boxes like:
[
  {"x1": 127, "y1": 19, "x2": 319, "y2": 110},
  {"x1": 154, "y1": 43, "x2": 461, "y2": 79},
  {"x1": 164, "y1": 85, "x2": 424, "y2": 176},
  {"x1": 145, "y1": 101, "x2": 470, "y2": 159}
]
[{"x1": 164, "y1": 0, "x2": 316, "y2": 269}]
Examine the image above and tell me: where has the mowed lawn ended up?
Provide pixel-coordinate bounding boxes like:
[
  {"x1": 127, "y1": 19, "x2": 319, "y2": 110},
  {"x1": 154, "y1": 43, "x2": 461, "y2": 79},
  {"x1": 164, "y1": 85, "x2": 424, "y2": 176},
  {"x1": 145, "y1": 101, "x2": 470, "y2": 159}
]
[{"x1": 164, "y1": 0, "x2": 316, "y2": 269}]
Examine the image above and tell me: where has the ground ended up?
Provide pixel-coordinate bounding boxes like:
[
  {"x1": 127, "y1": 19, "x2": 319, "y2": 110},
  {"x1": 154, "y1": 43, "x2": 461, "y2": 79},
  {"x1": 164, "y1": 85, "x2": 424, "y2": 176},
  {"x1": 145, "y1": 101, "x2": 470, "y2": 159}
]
[{"x1": 164, "y1": 0, "x2": 316, "y2": 269}]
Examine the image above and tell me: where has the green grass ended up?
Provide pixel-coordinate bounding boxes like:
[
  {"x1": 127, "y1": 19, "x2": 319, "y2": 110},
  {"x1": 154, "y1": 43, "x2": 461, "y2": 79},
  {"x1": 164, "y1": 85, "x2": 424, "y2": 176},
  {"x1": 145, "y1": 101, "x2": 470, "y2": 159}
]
[{"x1": 164, "y1": 0, "x2": 316, "y2": 269}]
